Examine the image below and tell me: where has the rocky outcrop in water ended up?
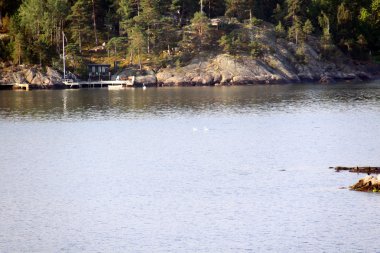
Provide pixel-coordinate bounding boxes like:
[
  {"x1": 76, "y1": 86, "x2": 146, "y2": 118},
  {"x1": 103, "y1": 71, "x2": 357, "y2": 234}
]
[
  {"x1": 350, "y1": 175, "x2": 380, "y2": 192},
  {"x1": 335, "y1": 166, "x2": 380, "y2": 174}
]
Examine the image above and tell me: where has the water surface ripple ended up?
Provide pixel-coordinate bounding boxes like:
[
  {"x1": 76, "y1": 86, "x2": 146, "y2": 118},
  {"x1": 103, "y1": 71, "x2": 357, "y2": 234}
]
[{"x1": 1, "y1": 82, "x2": 380, "y2": 252}]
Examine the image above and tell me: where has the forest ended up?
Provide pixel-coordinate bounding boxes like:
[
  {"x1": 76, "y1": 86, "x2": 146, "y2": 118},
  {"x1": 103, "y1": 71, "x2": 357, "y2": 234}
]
[{"x1": 0, "y1": 0, "x2": 379, "y2": 74}]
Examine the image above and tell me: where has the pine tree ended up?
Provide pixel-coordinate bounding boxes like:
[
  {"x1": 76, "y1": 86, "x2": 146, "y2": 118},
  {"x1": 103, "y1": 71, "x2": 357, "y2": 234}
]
[
  {"x1": 285, "y1": 0, "x2": 307, "y2": 44},
  {"x1": 128, "y1": 25, "x2": 145, "y2": 69},
  {"x1": 275, "y1": 21, "x2": 286, "y2": 38},
  {"x1": 137, "y1": 0, "x2": 160, "y2": 54},
  {"x1": 272, "y1": 3, "x2": 284, "y2": 23},
  {"x1": 303, "y1": 19, "x2": 313, "y2": 38},
  {"x1": 68, "y1": 0, "x2": 93, "y2": 52},
  {"x1": 117, "y1": 0, "x2": 133, "y2": 34},
  {"x1": 318, "y1": 11, "x2": 334, "y2": 58},
  {"x1": 188, "y1": 11, "x2": 210, "y2": 53},
  {"x1": 225, "y1": 0, "x2": 253, "y2": 21}
]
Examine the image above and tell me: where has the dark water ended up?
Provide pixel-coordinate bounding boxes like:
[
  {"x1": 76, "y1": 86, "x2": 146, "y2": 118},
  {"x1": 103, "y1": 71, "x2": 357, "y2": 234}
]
[{"x1": 1, "y1": 83, "x2": 380, "y2": 252}]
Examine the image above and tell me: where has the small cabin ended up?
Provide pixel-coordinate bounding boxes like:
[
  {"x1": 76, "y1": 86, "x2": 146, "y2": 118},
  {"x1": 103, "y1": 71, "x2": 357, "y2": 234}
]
[{"x1": 88, "y1": 64, "x2": 111, "y2": 81}]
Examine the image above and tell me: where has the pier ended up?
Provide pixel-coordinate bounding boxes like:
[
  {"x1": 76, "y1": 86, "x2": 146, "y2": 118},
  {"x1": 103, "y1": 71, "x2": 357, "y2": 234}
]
[
  {"x1": 0, "y1": 79, "x2": 135, "y2": 90},
  {"x1": 74, "y1": 80, "x2": 134, "y2": 88},
  {"x1": 0, "y1": 83, "x2": 30, "y2": 90}
]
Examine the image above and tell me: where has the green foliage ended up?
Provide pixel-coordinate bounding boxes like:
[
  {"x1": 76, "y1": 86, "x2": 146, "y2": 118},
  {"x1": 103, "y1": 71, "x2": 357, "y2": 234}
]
[
  {"x1": 275, "y1": 21, "x2": 286, "y2": 38},
  {"x1": 250, "y1": 17, "x2": 263, "y2": 26},
  {"x1": 225, "y1": 0, "x2": 253, "y2": 21},
  {"x1": 287, "y1": 15, "x2": 303, "y2": 44},
  {"x1": 106, "y1": 37, "x2": 128, "y2": 55},
  {"x1": 295, "y1": 43, "x2": 306, "y2": 63},
  {"x1": 181, "y1": 11, "x2": 210, "y2": 53},
  {"x1": 249, "y1": 41, "x2": 264, "y2": 58},
  {"x1": 128, "y1": 26, "x2": 146, "y2": 69},
  {"x1": 0, "y1": 0, "x2": 379, "y2": 66},
  {"x1": 272, "y1": 3, "x2": 284, "y2": 23},
  {"x1": 219, "y1": 29, "x2": 264, "y2": 59},
  {"x1": 68, "y1": 0, "x2": 93, "y2": 52},
  {"x1": 219, "y1": 33, "x2": 238, "y2": 55},
  {"x1": 303, "y1": 19, "x2": 313, "y2": 36}
]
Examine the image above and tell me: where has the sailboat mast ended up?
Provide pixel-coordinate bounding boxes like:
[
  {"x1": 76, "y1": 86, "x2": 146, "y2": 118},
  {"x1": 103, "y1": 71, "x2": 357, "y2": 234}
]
[{"x1": 63, "y1": 31, "x2": 66, "y2": 79}]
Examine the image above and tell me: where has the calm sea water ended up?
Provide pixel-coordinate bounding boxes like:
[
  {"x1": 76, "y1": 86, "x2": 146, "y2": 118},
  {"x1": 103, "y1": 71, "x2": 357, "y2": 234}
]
[{"x1": 1, "y1": 83, "x2": 380, "y2": 252}]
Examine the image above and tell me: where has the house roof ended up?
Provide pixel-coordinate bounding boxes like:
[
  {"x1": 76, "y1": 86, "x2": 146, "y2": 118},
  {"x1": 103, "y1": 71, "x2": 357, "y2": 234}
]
[{"x1": 87, "y1": 64, "x2": 111, "y2": 67}]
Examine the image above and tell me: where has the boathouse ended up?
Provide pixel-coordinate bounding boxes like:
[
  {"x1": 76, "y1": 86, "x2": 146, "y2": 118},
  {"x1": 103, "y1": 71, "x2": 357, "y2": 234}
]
[{"x1": 88, "y1": 64, "x2": 111, "y2": 81}]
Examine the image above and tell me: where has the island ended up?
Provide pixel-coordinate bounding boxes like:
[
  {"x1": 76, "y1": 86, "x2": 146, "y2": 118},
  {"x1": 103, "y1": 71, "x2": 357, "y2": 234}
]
[{"x1": 0, "y1": 0, "x2": 379, "y2": 89}]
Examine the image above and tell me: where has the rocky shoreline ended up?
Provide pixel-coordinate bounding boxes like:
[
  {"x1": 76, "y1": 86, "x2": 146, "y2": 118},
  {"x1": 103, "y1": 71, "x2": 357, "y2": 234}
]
[
  {"x1": 155, "y1": 54, "x2": 375, "y2": 87},
  {"x1": 1, "y1": 21, "x2": 380, "y2": 88},
  {"x1": 0, "y1": 64, "x2": 65, "y2": 88},
  {"x1": 0, "y1": 58, "x2": 378, "y2": 89},
  {"x1": 1, "y1": 53, "x2": 379, "y2": 89}
]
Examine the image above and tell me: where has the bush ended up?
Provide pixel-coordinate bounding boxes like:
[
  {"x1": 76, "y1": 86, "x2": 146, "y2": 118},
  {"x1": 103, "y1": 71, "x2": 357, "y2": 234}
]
[
  {"x1": 249, "y1": 41, "x2": 264, "y2": 58},
  {"x1": 295, "y1": 44, "x2": 307, "y2": 63},
  {"x1": 251, "y1": 17, "x2": 263, "y2": 26},
  {"x1": 275, "y1": 21, "x2": 286, "y2": 38}
]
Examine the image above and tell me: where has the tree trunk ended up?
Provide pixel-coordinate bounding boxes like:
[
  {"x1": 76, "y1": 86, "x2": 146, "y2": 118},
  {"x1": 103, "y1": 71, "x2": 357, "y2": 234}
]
[
  {"x1": 130, "y1": 50, "x2": 133, "y2": 65},
  {"x1": 18, "y1": 43, "x2": 21, "y2": 65},
  {"x1": 79, "y1": 29, "x2": 82, "y2": 53},
  {"x1": 208, "y1": 0, "x2": 211, "y2": 18},
  {"x1": 147, "y1": 26, "x2": 150, "y2": 54},
  {"x1": 138, "y1": 48, "x2": 142, "y2": 70},
  {"x1": 91, "y1": 0, "x2": 98, "y2": 46}
]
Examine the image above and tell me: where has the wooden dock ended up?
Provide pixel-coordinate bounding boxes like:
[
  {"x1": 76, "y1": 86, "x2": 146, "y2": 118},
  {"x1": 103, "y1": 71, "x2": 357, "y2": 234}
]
[
  {"x1": 0, "y1": 78, "x2": 135, "y2": 90},
  {"x1": 76, "y1": 80, "x2": 134, "y2": 88},
  {"x1": 64, "y1": 78, "x2": 135, "y2": 89}
]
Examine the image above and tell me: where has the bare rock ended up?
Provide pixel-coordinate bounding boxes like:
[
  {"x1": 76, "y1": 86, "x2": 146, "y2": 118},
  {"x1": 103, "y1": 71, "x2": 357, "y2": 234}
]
[
  {"x1": 24, "y1": 68, "x2": 37, "y2": 83},
  {"x1": 156, "y1": 71, "x2": 174, "y2": 85},
  {"x1": 350, "y1": 175, "x2": 380, "y2": 192},
  {"x1": 134, "y1": 75, "x2": 157, "y2": 86},
  {"x1": 31, "y1": 72, "x2": 45, "y2": 85},
  {"x1": 12, "y1": 72, "x2": 27, "y2": 83},
  {"x1": 46, "y1": 67, "x2": 63, "y2": 84}
]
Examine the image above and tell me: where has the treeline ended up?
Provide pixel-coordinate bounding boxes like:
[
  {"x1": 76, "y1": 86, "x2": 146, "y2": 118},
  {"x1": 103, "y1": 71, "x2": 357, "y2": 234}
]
[{"x1": 0, "y1": 0, "x2": 379, "y2": 68}]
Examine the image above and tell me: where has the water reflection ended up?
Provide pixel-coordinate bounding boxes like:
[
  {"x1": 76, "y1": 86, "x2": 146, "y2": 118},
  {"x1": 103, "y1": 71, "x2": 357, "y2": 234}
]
[
  {"x1": 1, "y1": 82, "x2": 380, "y2": 120},
  {"x1": 1, "y1": 81, "x2": 380, "y2": 252}
]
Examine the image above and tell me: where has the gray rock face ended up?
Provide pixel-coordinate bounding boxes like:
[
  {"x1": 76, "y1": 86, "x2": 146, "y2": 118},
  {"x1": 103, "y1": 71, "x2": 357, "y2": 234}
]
[
  {"x1": 156, "y1": 24, "x2": 375, "y2": 86},
  {"x1": 0, "y1": 66, "x2": 63, "y2": 87},
  {"x1": 134, "y1": 75, "x2": 157, "y2": 86},
  {"x1": 12, "y1": 72, "x2": 27, "y2": 83},
  {"x1": 24, "y1": 68, "x2": 37, "y2": 84},
  {"x1": 46, "y1": 67, "x2": 63, "y2": 84}
]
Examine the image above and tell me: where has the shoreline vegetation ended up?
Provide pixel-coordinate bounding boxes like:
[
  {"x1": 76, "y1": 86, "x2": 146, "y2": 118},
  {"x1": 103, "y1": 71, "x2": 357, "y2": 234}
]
[{"x1": 1, "y1": 0, "x2": 380, "y2": 88}]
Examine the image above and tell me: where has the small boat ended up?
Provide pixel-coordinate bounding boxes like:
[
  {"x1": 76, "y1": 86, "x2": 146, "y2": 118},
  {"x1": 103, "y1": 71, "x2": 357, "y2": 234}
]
[
  {"x1": 108, "y1": 83, "x2": 123, "y2": 90},
  {"x1": 63, "y1": 79, "x2": 80, "y2": 89}
]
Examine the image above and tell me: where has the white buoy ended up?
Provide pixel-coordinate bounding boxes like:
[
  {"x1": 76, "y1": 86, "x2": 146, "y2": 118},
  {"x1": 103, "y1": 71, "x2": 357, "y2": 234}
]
[
  {"x1": 203, "y1": 127, "x2": 209, "y2": 131},
  {"x1": 142, "y1": 84, "x2": 147, "y2": 90},
  {"x1": 192, "y1": 127, "x2": 198, "y2": 132}
]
